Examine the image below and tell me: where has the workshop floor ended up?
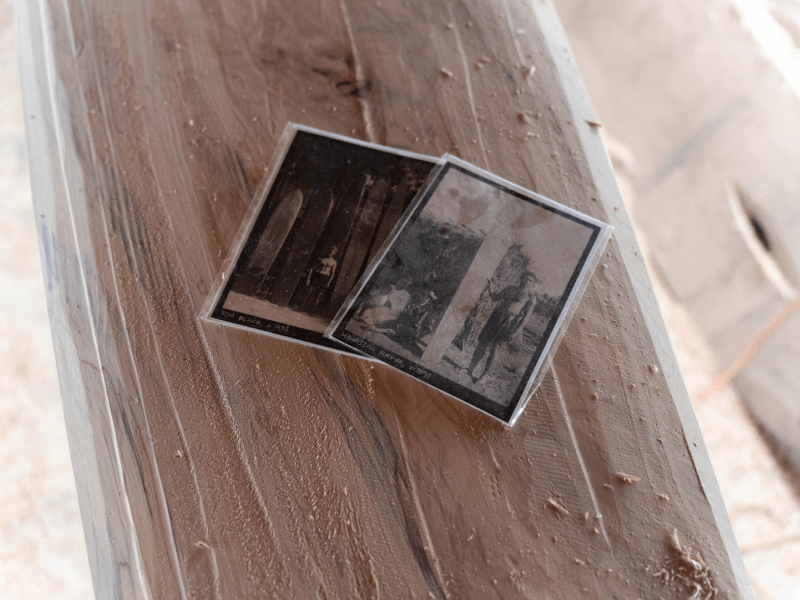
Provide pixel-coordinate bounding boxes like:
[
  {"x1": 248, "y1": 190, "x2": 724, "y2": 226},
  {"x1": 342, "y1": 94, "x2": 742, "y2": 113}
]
[{"x1": 0, "y1": 0, "x2": 798, "y2": 598}]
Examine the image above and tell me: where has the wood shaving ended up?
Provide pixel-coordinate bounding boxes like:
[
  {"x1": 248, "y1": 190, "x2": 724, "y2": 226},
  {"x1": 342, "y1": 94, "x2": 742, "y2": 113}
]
[
  {"x1": 616, "y1": 472, "x2": 641, "y2": 484},
  {"x1": 586, "y1": 120, "x2": 602, "y2": 128},
  {"x1": 654, "y1": 529, "x2": 717, "y2": 599},
  {"x1": 440, "y1": 67, "x2": 453, "y2": 78},
  {"x1": 547, "y1": 497, "x2": 569, "y2": 516}
]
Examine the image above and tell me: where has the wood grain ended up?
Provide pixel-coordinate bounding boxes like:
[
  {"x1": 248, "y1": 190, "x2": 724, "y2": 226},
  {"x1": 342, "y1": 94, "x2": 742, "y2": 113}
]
[{"x1": 17, "y1": 0, "x2": 752, "y2": 597}]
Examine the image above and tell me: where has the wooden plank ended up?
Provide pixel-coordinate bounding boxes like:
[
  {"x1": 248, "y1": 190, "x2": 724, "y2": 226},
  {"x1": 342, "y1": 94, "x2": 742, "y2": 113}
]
[
  {"x1": 17, "y1": 0, "x2": 752, "y2": 598},
  {"x1": 555, "y1": 0, "x2": 800, "y2": 473},
  {"x1": 14, "y1": 1, "x2": 172, "y2": 598},
  {"x1": 555, "y1": 0, "x2": 800, "y2": 368},
  {"x1": 734, "y1": 301, "x2": 800, "y2": 470}
]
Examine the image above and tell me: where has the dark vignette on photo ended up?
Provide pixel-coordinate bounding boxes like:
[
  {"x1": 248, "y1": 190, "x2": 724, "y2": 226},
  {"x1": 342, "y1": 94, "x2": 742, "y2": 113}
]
[
  {"x1": 211, "y1": 130, "x2": 434, "y2": 351},
  {"x1": 331, "y1": 163, "x2": 601, "y2": 422}
]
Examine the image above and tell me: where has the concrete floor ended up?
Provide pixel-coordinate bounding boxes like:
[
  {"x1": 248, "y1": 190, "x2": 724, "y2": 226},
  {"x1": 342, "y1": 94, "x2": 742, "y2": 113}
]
[{"x1": 1, "y1": 0, "x2": 799, "y2": 598}]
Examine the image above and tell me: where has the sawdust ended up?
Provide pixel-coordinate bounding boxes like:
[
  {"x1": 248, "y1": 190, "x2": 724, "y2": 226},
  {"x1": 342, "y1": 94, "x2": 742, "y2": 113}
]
[{"x1": 653, "y1": 529, "x2": 718, "y2": 600}]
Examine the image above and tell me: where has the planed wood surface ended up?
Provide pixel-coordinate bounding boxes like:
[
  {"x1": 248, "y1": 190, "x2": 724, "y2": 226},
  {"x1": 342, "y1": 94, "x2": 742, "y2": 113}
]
[
  {"x1": 555, "y1": 0, "x2": 800, "y2": 474},
  {"x1": 17, "y1": 0, "x2": 752, "y2": 598}
]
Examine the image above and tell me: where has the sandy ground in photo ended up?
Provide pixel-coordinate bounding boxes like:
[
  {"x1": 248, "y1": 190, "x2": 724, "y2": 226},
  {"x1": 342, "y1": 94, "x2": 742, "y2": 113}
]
[{"x1": 3, "y1": 0, "x2": 800, "y2": 597}]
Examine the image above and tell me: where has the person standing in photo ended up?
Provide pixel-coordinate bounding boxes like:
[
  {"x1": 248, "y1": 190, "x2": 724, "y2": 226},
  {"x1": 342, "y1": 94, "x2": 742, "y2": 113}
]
[
  {"x1": 302, "y1": 246, "x2": 338, "y2": 314},
  {"x1": 468, "y1": 271, "x2": 538, "y2": 383}
]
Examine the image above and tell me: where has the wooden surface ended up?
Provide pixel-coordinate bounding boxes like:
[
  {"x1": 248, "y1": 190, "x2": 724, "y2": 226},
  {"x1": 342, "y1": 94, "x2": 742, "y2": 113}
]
[
  {"x1": 17, "y1": 0, "x2": 752, "y2": 598},
  {"x1": 555, "y1": 0, "x2": 800, "y2": 475}
]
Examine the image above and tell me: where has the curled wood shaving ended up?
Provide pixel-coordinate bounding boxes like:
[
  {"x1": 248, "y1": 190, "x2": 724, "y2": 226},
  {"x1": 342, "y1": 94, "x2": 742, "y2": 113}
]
[
  {"x1": 616, "y1": 472, "x2": 641, "y2": 484},
  {"x1": 586, "y1": 120, "x2": 603, "y2": 128},
  {"x1": 655, "y1": 529, "x2": 717, "y2": 599}
]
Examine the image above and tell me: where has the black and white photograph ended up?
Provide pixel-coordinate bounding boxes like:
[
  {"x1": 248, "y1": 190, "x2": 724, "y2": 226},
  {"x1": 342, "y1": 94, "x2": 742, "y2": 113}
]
[
  {"x1": 327, "y1": 157, "x2": 611, "y2": 423},
  {"x1": 205, "y1": 125, "x2": 435, "y2": 352}
]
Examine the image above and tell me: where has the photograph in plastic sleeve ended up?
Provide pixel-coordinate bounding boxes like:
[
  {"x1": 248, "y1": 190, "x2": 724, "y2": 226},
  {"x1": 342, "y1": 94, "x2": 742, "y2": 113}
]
[
  {"x1": 326, "y1": 157, "x2": 612, "y2": 424},
  {"x1": 204, "y1": 125, "x2": 435, "y2": 353}
]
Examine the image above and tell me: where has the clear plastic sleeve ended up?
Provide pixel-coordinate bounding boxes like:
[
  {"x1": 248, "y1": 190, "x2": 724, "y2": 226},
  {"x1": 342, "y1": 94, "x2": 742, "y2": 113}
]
[
  {"x1": 201, "y1": 123, "x2": 435, "y2": 355},
  {"x1": 326, "y1": 155, "x2": 612, "y2": 426}
]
